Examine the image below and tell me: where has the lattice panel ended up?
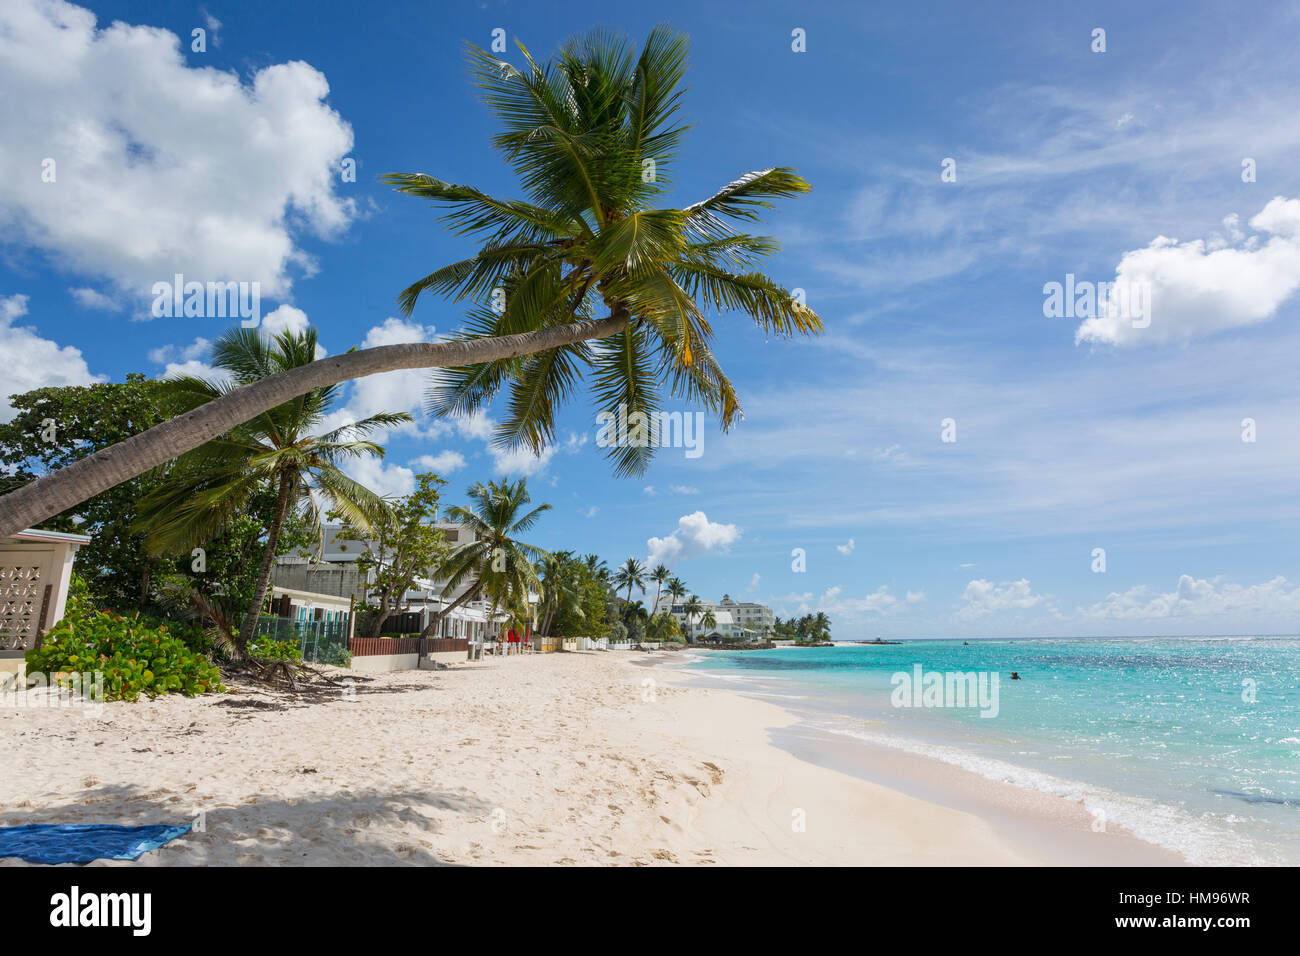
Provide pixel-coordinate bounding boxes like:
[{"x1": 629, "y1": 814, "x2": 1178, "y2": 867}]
[{"x1": 0, "y1": 564, "x2": 44, "y2": 651}]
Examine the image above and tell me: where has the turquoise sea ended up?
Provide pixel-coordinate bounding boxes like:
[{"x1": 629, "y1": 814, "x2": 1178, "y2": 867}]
[{"x1": 677, "y1": 638, "x2": 1300, "y2": 865}]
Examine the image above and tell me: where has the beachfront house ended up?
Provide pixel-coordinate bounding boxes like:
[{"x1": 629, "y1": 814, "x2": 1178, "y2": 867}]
[
  {"x1": 0, "y1": 528, "x2": 92, "y2": 677},
  {"x1": 272, "y1": 521, "x2": 526, "y2": 663}
]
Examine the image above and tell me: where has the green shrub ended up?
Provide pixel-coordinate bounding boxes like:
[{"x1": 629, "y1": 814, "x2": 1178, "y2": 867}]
[
  {"x1": 313, "y1": 643, "x2": 352, "y2": 667},
  {"x1": 247, "y1": 638, "x2": 303, "y2": 662},
  {"x1": 25, "y1": 587, "x2": 225, "y2": 702}
]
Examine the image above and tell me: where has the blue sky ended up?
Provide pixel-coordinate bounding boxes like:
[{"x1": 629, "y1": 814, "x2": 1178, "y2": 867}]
[{"x1": 5, "y1": 0, "x2": 1300, "y2": 637}]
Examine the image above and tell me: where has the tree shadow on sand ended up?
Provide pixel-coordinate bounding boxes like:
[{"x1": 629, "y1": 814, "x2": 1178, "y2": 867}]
[{"x1": 0, "y1": 782, "x2": 493, "y2": 866}]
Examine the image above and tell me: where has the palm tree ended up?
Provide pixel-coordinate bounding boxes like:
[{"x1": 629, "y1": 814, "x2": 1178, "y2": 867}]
[
  {"x1": 700, "y1": 608, "x2": 718, "y2": 641},
  {"x1": 813, "y1": 611, "x2": 831, "y2": 641},
  {"x1": 682, "y1": 595, "x2": 702, "y2": 644},
  {"x1": 666, "y1": 577, "x2": 687, "y2": 608},
  {"x1": 614, "y1": 557, "x2": 647, "y2": 611},
  {"x1": 426, "y1": 478, "x2": 551, "y2": 637},
  {"x1": 0, "y1": 25, "x2": 822, "y2": 539},
  {"x1": 582, "y1": 553, "x2": 610, "y2": 588},
  {"x1": 538, "y1": 550, "x2": 583, "y2": 636},
  {"x1": 133, "y1": 327, "x2": 407, "y2": 650},
  {"x1": 649, "y1": 563, "x2": 671, "y2": 615}
]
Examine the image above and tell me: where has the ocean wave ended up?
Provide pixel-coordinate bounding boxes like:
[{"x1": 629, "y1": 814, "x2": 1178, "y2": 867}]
[{"x1": 817, "y1": 722, "x2": 1285, "y2": 866}]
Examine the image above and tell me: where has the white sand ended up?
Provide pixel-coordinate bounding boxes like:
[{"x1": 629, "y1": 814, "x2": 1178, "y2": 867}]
[{"x1": 0, "y1": 652, "x2": 1180, "y2": 865}]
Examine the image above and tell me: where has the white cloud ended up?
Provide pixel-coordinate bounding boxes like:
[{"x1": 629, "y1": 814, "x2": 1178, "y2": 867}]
[
  {"x1": 488, "y1": 428, "x2": 586, "y2": 478},
  {"x1": 410, "y1": 451, "x2": 466, "y2": 474},
  {"x1": 1076, "y1": 197, "x2": 1300, "y2": 347},
  {"x1": 0, "y1": 0, "x2": 355, "y2": 306},
  {"x1": 580, "y1": 505, "x2": 599, "y2": 518},
  {"x1": 260, "y1": 304, "x2": 315, "y2": 340},
  {"x1": 490, "y1": 443, "x2": 556, "y2": 477},
  {"x1": 69, "y1": 287, "x2": 118, "y2": 311},
  {"x1": 774, "y1": 584, "x2": 902, "y2": 618},
  {"x1": 159, "y1": 358, "x2": 228, "y2": 384},
  {"x1": 906, "y1": 590, "x2": 926, "y2": 604},
  {"x1": 836, "y1": 538, "x2": 855, "y2": 556},
  {"x1": 148, "y1": 337, "x2": 211, "y2": 365},
  {"x1": 643, "y1": 485, "x2": 657, "y2": 496},
  {"x1": 748, "y1": 573, "x2": 761, "y2": 591},
  {"x1": 340, "y1": 455, "x2": 415, "y2": 499},
  {"x1": 958, "y1": 578, "x2": 1049, "y2": 620},
  {"x1": 1081, "y1": 574, "x2": 1300, "y2": 621},
  {"x1": 0, "y1": 293, "x2": 102, "y2": 420},
  {"x1": 645, "y1": 511, "x2": 740, "y2": 566},
  {"x1": 669, "y1": 484, "x2": 699, "y2": 495}
]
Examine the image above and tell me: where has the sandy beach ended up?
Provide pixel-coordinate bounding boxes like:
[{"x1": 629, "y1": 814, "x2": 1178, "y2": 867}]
[{"x1": 0, "y1": 652, "x2": 1183, "y2": 866}]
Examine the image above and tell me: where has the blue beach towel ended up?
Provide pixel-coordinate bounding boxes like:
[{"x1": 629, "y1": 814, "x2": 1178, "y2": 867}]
[{"x1": 0, "y1": 823, "x2": 191, "y2": 864}]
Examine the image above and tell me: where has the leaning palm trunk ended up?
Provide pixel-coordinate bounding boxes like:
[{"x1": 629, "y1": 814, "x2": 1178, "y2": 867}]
[
  {"x1": 421, "y1": 581, "x2": 482, "y2": 638},
  {"x1": 238, "y1": 469, "x2": 295, "y2": 651},
  {"x1": 0, "y1": 313, "x2": 630, "y2": 538}
]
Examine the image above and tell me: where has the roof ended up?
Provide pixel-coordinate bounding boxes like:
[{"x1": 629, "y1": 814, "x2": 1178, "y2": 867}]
[{"x1": 7, "y1": 528, "x2": 93, "y2": 545}]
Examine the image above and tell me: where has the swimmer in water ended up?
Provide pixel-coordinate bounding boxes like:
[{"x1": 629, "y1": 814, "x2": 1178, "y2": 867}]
[{"x1": 1010, "y1": 671, "x2": 1022, "y2": 680}]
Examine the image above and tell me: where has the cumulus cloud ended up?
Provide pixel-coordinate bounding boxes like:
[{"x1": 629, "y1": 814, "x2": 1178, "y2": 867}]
[
  {"x1": 836, "y1": 538, "x2": 856, "y2": 556},
  {"x1": 0, "y1": 293, "x2": 102, "y2": 419},
  {"x1": 260, "y1": 304, "x2": 315, "y2": 340},
  {"x1": 69, "y1": 287, "x2": 119, "y2": 311},
  {"x1": 0, "y1": 0, "x2": 355, "y2": 306},
  {"x1": 775, "y1": 584, "x2": 904, "y2": 619},
  {"x1": 958, "y1": 578, "x2": 1049, "y2": 620},
  {"x1": 645, "y1": 511, "x2": 740, "y2": 565},
  {"x1": 340, "y1": 455, "x2": 415, "y2": 499},
  {"x1": 148, "y1": 337, "x2": 211, "y2": 366},
  {"x1": 1076, "y1": 197, "x2": 1300, "y2": 347},
  {"x1": 410, "y1": 451, "x2": 466, "y2": 474},
  {"x1": 487, "y1": 429, "x2": 586, "y2": 477},
  {"x1": 1081, "y1": 574, "x2": 1300, "y2": 620}
]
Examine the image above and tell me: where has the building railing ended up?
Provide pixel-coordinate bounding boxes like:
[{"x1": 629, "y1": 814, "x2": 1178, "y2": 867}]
[{"x1": 251, "y1": 614, "x2": 350, "y2": 665}]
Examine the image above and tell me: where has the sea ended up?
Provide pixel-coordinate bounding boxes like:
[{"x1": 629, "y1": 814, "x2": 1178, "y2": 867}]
[{"x1": 671, "y1": 637, "x2": 1300, "y2": 865}]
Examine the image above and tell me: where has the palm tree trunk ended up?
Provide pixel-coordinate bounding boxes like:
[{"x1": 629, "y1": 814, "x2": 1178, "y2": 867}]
[
  {"x1": 238, "y1": 470, "x2": 294, "y2": 652},
  {"x1": 421, "y1": 581, "x2": 481, "y2": 637},
  {"x1": 0, "y1": 312, "x2": 631, "y2": 538}
]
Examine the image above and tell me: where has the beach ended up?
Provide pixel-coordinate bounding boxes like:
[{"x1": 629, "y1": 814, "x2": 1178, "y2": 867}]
[{"x1": 0, "y1": 651, "x2": 1182, "y2": 866}]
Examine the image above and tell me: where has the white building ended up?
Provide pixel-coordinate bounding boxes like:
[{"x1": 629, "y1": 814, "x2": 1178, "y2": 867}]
[
  {"x1": 0, "y1": 528, "x2": 92, "y2": 677},
  {"x1": 655, "y1": 593, "x2": 772, "y2": 643}
]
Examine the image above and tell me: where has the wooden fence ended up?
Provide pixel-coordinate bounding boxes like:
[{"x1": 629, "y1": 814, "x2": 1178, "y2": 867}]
[{"x1": 349, "y1": 637, "x2": 469, "y2": 657}]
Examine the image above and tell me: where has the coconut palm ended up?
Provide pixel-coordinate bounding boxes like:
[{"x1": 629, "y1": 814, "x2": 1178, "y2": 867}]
[
  {"x1": 132, "y1": 327, "x2": 407, "y2": 650},
  {"x1": 666, "y1": 577, "x2": 687, "y2": 607},
  {"x1": 0, "y1": 25, "x2": 822, "y2": 539},
  {"x1": 614, "y1": 557, "x2": 647, "y2": 610},
  {"x1": 427, "y1": 478, "x2": 551, "y2": 637},
  {"x1": 582, "y1": 553, "x2": 611, "y2": 588},
  {"x1": 649, "y1": 563, "x2": 671, "y2": 615},
  {"x1": 700, "y1": 608, "x2": 718, "y2": 640},
  {"x1": 813, "y1": 610, "x2": 831, "y2": 641},
  {"x1": 682, "y1": 595, "x2": 702, "y2": 643},
  {"x1": 538, "y1": 549, "x2": 583, "y2": 636}
]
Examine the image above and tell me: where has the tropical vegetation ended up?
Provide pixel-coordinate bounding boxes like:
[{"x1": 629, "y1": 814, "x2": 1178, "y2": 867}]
[{"x1": 0, "y1": 23, "x2": 820, "y2": 539}]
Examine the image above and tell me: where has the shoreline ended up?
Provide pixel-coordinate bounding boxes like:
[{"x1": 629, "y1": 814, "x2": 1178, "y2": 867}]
[
  {"x1": 639, "y1": 652, "x2": 1187, "y2": 866},
  {"x1": 0, "y1": 651, "x2": 1183, "y2": 866}
]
